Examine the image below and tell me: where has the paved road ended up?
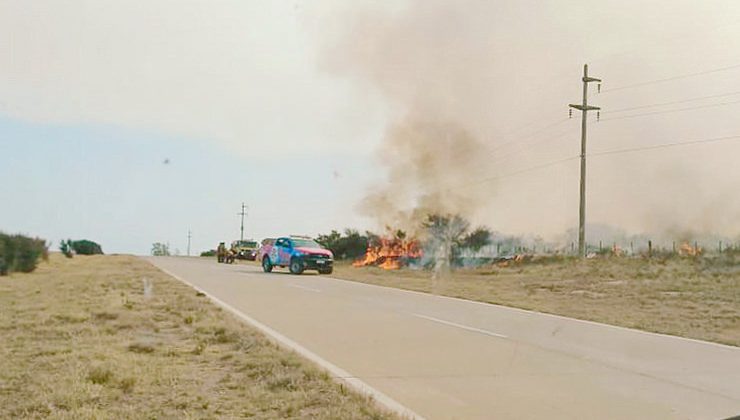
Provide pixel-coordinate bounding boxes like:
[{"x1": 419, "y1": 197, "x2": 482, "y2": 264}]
[{"x1": 148, "y1": 257, "x2": 740, "y2": 420}]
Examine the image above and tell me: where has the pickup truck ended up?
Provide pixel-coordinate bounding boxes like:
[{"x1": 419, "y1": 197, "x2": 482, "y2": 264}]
[
  {"x1": 259, "y1": 236, "x2": 333, "y2": 275},
  {"x1": 231, "y1": 239, "x2": 258, "y2": 260}
]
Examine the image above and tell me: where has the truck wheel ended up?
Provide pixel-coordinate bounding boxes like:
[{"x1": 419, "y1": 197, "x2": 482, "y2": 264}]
[
  {"x1": 289, "y1": 258, "x2": 304, "y2": 275},
  {"x1": 319, "y1": 267, "x2": 333, "y2": 275},
  {"x1": 262, "y1": 257, "x2": 273, "y2": 273}
]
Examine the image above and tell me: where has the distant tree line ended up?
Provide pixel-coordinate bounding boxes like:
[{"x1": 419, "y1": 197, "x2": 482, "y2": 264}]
[{"x1": 0, "y1": 232, "x2": 48, "y2": 275}]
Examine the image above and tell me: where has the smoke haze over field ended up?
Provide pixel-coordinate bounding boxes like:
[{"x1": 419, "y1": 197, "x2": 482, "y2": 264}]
[{"x1": 318, "y1": 0, "x2": 740, "y2": 239}]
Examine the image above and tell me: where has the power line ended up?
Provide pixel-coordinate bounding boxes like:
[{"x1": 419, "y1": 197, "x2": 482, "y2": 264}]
[
  {"x1": 604, "y1": 90, "x2": 740, "y2": 114},
  {"x1": 444, "y1": 117, "x2": 574, "y2": 169},
  {"x1": 589, "y1": 134, "x2": 740, "y2": 157},
  {"x1": 601, "y1": 63, "x2": 740, "y2": 93},
  {"x1": 483, "y1": 123, "x2": 577, "y2": 167},
  {"x1": 457, "y1": 155, "x2": 579, "y2": 191},
  {"x1": 599, "y1": 98, "x2": 740, "y2": 122}
]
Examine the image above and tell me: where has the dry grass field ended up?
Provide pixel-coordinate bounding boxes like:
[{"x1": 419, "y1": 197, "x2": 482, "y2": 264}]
[
  {"x1": 0, "y1": 254, "x2": 396, "y2": 419},
  {"x1": 332, "y1": 255, "x2": 740, "y2": 347}
]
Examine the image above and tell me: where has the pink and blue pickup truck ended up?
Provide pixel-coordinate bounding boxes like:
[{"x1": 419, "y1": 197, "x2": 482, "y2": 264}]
[{"x1": 258, "y1": 236, "x2": 334, "y2": 275}]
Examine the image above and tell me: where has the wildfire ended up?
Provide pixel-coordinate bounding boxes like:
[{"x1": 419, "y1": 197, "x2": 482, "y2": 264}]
[
  {"x1": 678, "y1": 242, "x2": 702, "y2": 256},
  {"x1": 353, "y1": 236, "x2": 422, "y2": 270}
]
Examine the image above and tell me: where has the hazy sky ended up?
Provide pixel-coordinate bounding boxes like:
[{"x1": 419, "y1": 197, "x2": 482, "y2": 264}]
[{"x1": 2, "y1": 1, "x2": 740, "y2": 254}]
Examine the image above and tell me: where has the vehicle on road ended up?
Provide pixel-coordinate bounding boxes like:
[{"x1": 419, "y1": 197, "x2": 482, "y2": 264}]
[
  {"x1": 216, "y1": 242, "x2": 227, "y2": 263},
  {"x1": 231, "y1": 239, "x2": 258, "y2": 260},
  {"x1": 259, "y1": 236, "x2": 333, "y2": 275}
]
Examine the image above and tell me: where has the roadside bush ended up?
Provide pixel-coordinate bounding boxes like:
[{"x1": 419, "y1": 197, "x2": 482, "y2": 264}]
[
  {"x1": 72, "y1": 239, "x2": 103, "y2": 255},
  {"x1": 200, "y1": 249, "x2": 216, "y2": 257},
  {"x1": 316, "y1": 229, "x2": 369, "y2": 260},
  {"x1": 0, "y1": 232, "x2": 48, "y2": 275}
]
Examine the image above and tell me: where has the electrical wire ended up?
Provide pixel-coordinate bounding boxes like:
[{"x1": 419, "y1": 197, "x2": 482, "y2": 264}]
[
  {"x1": 604, "y1": 90, "x2": 740, "y2": 114},
  {"x1": 589, "y1": 134, "x2": 740, "y2": 157},
  {"x1": 601, "y1": 63, "x2": 740, "y2": 93},
  {"x1": 599, "y1": 98, "x2": 740, "y2": 122},
  {"x1": 456, "y1": 155, "x2": 579, "y2": 191}
]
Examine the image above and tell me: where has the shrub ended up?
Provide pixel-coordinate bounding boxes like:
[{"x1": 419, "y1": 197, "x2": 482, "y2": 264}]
[
  {"x1": 71, "y1": 239, "x2": 103, "y2": 255},
  {"x1": 0, "y1": 232, "x2": 48, "y2": 275},
  {"x1": 200, "y1": 249, "x2": 216, "y2": 257},
  {"x1": 59, "y1": 239, "x2": 74, "y2": 258},
  {"x1": 316, "y1": 229, "x2": 370, "y2": 260}
]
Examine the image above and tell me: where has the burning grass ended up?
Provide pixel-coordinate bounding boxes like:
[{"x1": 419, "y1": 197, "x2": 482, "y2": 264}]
[
  {"x1": 352, "y1": 236, "x2": 422, "y2": 270},
  {"x1": 0, "y1": 254, "x2": 396, "y2": 419},
  {"x1": 334, "y1": 254, "x2": 740, "y2": 347}
]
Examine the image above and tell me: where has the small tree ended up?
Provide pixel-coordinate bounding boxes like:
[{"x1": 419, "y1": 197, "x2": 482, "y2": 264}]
[
  {"x1": 151, "y1": 242, "x2": 170, "y2": 256},
  {"x1": 71, "y1": 239, "x2": 103, "y2": 255},
  {"x1": 59, "y1": 239, "x2": 74, "y2": 258},
  {"x1": 460, "y1": 227, "x2": 492, "y2": 252}
]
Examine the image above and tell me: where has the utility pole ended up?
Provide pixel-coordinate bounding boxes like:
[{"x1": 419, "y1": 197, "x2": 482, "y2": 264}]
[
  {"x1": 187, "y1": 230, "x2": 191, "y2": 257},
  {"x1": 237, "y1": 203, "x2": 248, "y2": 242},
  {"x1": 569, "y1": 64, "x2": 601, "y2": 257}
]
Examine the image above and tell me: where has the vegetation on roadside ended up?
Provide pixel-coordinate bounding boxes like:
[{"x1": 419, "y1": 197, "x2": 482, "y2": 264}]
[
  {"x1": 151, "y1": 242, "x2": 170, "y2": 256},
  {"x1": 59, "y1": 239, "x2": 104, "y2": 257},
  {"x1": 0, "y1": 254, "x2": 396, "y2": 419},
  {"x1": 332, "y1": 254, "x2": 740, "y2": 347},
  {"x1": 0, "y1": 232, "x2": 48, "y2": 275},
  {"x1": 316, "y1": 229, "x2": 371, "y2": 260}
]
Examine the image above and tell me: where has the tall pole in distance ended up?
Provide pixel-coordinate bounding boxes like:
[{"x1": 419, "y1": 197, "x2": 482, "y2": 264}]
[
  {"x1": 237, "y1": 203, "x2": 248, "y2": 242},
  {"x1": 187, "y1": 230, "x2": 191, "y2": 257},
  {"x1": 569, "y1": 64, "x2": 601, "y2": 257}
]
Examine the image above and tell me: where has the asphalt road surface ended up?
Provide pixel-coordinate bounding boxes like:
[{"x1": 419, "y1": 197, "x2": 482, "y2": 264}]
[{"x1": 147, "y1": 257, "x2": 740, "y2": 420}]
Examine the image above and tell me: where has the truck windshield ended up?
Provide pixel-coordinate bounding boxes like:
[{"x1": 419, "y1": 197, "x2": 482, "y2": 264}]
[
  {"x1": 238, "y1": 241, "x2": 257, "y2": 248},
  {"x1": 292, "y1": 239, "x2": 322, "y2": 248}
]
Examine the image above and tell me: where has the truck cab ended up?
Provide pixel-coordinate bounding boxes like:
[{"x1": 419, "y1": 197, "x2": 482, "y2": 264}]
[{"x1": 260, "y1": 236, "x2": 333, "y2": 275}]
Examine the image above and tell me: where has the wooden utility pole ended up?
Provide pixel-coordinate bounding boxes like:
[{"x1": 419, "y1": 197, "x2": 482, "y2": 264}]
[
  {"x1": 237, "y1": 203, "x2": 248, "y2": 242},
  {"x1": 569, "y1": 64, "x2": 601, "y2": 257}
]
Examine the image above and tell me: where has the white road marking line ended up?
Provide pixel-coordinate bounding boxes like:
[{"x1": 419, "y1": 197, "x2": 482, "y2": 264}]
[
  {"x1": 153, "y1": 263, "x2": 424, "y2": 420},
  {"x1": 289, "y1": 284, "x2": 321, "y2": 293},
  {"x1": 412, "y1": 313, "x2": 508, "y2": 339}
]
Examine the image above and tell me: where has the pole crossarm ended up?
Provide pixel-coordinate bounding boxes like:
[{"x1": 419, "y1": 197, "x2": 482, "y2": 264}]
[{"x1": 569, "y1": 104, "x2": 601, "y2": 111}]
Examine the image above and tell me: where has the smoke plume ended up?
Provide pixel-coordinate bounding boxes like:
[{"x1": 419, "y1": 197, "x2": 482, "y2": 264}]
[{"x1": 319, "y1": 1, "x2": 740, "y2": 240}]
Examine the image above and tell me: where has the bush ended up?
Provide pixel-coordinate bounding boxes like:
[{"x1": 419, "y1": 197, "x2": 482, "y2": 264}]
[
  {"x1": 316, "y1": 229, "x2": 370, "y2": 260},
  {"x1": 0, "y1": 232, "x2": 48, "y2": 275},
  {"x1": 200, "y1": 249, "x2": 216, "y2": 257},
  {"x1": 59, "y1": 239, "x2": 74, "y2": 258},
  {"x1": 71, "y1": 239, "x2": 103, "y2": 255}
]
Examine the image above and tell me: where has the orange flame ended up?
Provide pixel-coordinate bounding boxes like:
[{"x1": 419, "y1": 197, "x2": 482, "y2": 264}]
[
  {"x1": 353, "y1": 236, "x2": 422, "y2": 270},
  {"x1": 678, "y1": 242, "x2": 702, "y2": 256}
]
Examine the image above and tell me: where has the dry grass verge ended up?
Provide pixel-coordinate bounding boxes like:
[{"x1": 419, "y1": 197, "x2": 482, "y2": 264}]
[
  {"x1": 332, "y1": 256, "x2": 740, "y2": 347},
  {"x1": 0, "y1": 254, "x2": 396, "y2": 419}
]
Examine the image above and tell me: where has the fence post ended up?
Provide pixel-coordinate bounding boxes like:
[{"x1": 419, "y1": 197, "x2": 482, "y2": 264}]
[
  {"x1": 719, "y1": 241, "x2": 723, "y2": 254},
  {"x1": 648, "y1": 240, "x2": 652, "y2": 258}
]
